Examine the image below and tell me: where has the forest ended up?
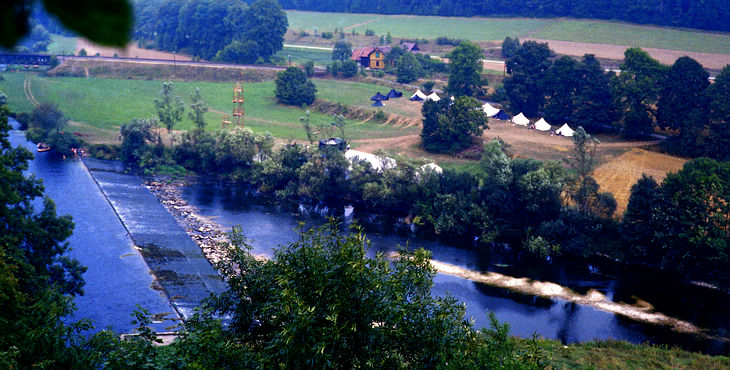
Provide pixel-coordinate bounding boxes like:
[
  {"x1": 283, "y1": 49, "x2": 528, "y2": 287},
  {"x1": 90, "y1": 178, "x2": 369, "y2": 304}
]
[{"x1": 273, "y1": 0, "x2": 730, "y2": 33}]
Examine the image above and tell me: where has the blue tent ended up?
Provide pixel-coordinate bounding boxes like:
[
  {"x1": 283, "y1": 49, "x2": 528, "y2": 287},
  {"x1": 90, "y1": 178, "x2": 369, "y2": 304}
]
[
  {"x1": 387, "y1": 88, "x2": 403, "y2": 98},
  {"x1": 494, "y1": 110, "x2": 511, "y2": 120},
  {"x1": 371, "y1": 100, "x2": 384, "y2": 107},
  {"x1": 370, "y1": 92, "x2": 389, "y2": 101}
]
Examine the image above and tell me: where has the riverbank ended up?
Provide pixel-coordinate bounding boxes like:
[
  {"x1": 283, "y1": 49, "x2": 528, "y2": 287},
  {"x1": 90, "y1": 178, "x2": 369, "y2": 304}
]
[{"x1": 147, "y1": 177, "x2": 728, "y2": 347}]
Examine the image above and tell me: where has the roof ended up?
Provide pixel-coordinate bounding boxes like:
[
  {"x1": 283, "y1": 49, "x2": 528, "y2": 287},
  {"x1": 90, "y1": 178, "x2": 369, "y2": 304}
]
[
  {"x1": 350, "y1": 46, "x2": 389, "y2": 60},
  {"x1": 401, "y1": 42, "x2": 419, "y2": 52}
]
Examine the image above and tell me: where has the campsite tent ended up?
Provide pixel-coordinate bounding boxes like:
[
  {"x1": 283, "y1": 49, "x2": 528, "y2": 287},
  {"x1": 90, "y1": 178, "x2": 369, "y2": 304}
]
[
  {"x1": 482, "y1": 102, "x2": 500, "y2": 117},
  {"x1": 556, "y1": 123, "x2": 575, "y2": 137},
  {"x1": 371, "y1": 92, "x2": 389, "y2": 101},
  {"x1": 371, "y1": 100, "x2": 384, "y2": 107},
  {"x1": 345, "y1": 149, "x2": 396, "y2": 172},
  {"x1": 426, "y1": 92, "x2": 440, "y2": 101},
  {"x1": 387, "y1": 88, "x2": 403, "y2": 98},
  {"x1": 512, "y1": 112, "x2": 530, "y2": 126},
  {"x1": 410, "y1": 89, "x2": 428, "y2": 101},
  {"x1": 494, "y1": 111, "x2": 511, "y2": 120},
  {"x1": 534, "y1": 118, "x2": 551, "y2": 131}
]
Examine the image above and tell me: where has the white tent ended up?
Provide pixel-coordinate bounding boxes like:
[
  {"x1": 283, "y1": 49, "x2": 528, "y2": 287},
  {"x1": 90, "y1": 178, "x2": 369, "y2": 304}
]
[
  {"x1": 345, "y1": 150, "x2": 396, "y2": 172},
  {"x1": 512, "y1": 112, "x2": 530, "y2": 126},
  {"x1": 555, "y1": 123, "x2": 575, "y2": 137},
  {"x1": 427, "y1": 92, "x2": 441, "y2": 101},
  {"x1": 534, "y1": 118, "x2": 551, "y2": 131},
  {"x1": 420, "y1": 162, "x2": 443, "y2": 173},
  {"x1": 482, "y1": 102, "x2": 500, "y2": 117},
  {"x1": 410, "y1": 89, "x2": 428, "y2": 101}
]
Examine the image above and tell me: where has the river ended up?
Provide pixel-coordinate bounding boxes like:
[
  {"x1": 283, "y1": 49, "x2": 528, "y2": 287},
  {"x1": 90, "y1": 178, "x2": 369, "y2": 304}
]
[{"x1": 180, "y1": 179, "x2": 730, "y2": 355}]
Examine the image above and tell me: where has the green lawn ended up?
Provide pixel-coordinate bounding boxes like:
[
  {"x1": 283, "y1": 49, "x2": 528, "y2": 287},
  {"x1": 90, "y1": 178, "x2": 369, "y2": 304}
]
[
  {"x1": 286, "y1": 10, "x2": 730, "y2": 55},
  {"x1": 273, "y1": 46, "x2": 333, "y2": 66},
  {"x1": 0, "y1": 73, "x2": 418, "y2": 142},
  {"x1": 315, "y1": 79, "x2": 421, "y2": 117},
  {"x1": 533, "y1": 20, "x2": 730, "y2": 55},
  {"x1": 286, "y1": 10, "x2": 380, "y2": 32},
  {"x1": 46, "y1": 34, "x2": 78, "y2": 56}
]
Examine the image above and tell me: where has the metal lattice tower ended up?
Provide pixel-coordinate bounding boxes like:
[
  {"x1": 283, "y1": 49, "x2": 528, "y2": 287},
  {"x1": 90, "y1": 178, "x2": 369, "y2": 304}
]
[{"x1": 232, "y1": 79, "x2": 245, "y2": 127}]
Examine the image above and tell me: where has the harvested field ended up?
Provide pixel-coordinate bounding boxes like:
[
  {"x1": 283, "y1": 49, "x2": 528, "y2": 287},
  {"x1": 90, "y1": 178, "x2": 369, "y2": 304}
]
[
  {"x1": 593, "y1": 148, "x2": 686, "y2": 215},
  {"x1": 76, "y1": 38, "x2": 192, "y2": 61},
  {"x1": 526, "y1": 38, "x2": 730, "y2": 71}
]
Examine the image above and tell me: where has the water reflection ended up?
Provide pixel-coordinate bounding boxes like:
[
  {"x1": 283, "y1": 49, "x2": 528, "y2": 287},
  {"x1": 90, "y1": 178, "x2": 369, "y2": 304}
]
[{"x1": 180, "y1": 179, "x2": 730, "y2": 354}]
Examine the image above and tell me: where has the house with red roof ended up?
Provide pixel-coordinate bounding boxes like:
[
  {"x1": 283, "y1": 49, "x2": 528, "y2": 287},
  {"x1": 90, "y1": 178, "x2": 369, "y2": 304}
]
[{"x1": 350, "y1": 46, "x2": 391, "y2": 69}]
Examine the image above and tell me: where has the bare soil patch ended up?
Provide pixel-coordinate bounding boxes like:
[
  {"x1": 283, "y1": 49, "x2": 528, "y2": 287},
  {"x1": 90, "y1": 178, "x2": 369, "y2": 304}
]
[
  {"x1": 526, "y1": 38, "x2": 730, "y2": 71},
  {"x1": 593, "y1": 148, "x2": 686, "y2": 215},
  {"x1": 76, "y1": 39, "x2": 193, "y2": 61}
]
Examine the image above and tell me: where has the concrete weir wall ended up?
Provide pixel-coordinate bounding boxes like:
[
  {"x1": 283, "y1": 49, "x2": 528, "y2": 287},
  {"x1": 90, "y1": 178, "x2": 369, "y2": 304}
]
[{"x1": 82, "y1": 158, "x2": 225, "y2": 319}]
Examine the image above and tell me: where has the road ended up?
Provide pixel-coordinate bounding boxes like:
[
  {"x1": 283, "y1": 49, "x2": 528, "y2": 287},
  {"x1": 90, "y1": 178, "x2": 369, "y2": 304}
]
[{"x1": 58, "y1": 55, "x2": 286, "y2": 71}]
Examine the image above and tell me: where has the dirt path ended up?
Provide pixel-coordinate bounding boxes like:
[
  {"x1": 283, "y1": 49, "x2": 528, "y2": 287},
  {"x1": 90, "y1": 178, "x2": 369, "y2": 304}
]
[
  {"x1": 76, "y1": 38, "x2": 193, "y2": 61},
  {"x1": 23, "y1": 74, "x2": 40, "y2": 107},
  {"x1": 343, "y1": 16, "x2": 385, "y2": 31}
]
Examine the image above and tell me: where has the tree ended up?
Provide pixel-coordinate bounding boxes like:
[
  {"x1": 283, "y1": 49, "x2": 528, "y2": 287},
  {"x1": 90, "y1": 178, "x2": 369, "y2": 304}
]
[
  {"x1": 275, "y1": 67, "x2": 317, "y2": 106},
  {"x1": 569, "y1": 126, "x2": 601, "y2": 214},
  {"x1": 421, "y1": 96, "x2": 488, "y2": 153},
  {"x1": 652, "y1": 158, "x2": 730, "y2": 283},
  {"x1": 154, "y1": 82, "x2": 184, "y2": 147},
  {"x1": 120, "y1": 118, "x2": 157, "y2": 165},
  {"x1": 395, "y1": 52, "x2": 423, "y2": 83},
  {"x1": 656, "y1": 56, "x2": 709, "y2": 148},
  {"x1": 300, "y1": 108, "x2": 315, "y2": 144},
  {"x1": 447, "y1": 42, "x2": 485, "y2": 97},
  {"x1": 0, "y1": 106, "x2": 94, "y2": 368},
  {"x1": 331, "y1": 40, "x2": 352, "y2": 62},
  {"x1": 214, "y1": 40, "x2": 258, "y2": 64},
  {"x1": 332, "y1": 114, "x2": 346, "y2": 140},
  {"x1": 706, "y1": 65, "x2": 730, "y2": 160},
  {"x1": 188, "y1": 87, "x2": 208, "y2": 134},
  {"x1": 341, "y1": 60, "x2": 358, "y2": 77},
  {"x1": 503, "y1": 41, "x2": 552, "y2": 116},
  {"x1": 621, "y1": 174, "x2": 659, "y2": 263},
  {"x1": 240, "y1": 0, "x2": 288, "y2": 62},
  {"x1": 30, "y1": 102, "x2": 67, "y2": 132},
  {"x1": 615, "y1": 48, "x2": 667, "y2": 137},
  {"x1": 501, "y1": 37, "x2": 520, "y2": 58}
]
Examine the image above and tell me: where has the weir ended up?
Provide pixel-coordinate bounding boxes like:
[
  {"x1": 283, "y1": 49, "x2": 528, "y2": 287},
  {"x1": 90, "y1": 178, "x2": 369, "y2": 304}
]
[{"x1": 82, "y1": 158, "x2": 226, "y2": 320}]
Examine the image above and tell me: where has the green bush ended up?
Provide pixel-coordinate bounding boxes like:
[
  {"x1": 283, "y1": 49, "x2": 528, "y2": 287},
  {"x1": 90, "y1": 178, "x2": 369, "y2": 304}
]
[
  {"x1": 25, "y1": 127, "x2": 46, "y2": 143},
  {"x1": 275, "y1": 67, "x2": 317, "y2": 106}
]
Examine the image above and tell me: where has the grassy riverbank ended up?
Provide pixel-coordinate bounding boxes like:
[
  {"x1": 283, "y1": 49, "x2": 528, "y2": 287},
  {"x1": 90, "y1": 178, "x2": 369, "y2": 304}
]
[{"x1": 539, "y1": 339, "x2": 730, "y2": 369}]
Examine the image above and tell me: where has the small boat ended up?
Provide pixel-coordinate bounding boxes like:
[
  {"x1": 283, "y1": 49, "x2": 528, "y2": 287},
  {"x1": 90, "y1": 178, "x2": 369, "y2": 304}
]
[{"x1": 37, "y1": 143, "x2": 51, "y2": 152}]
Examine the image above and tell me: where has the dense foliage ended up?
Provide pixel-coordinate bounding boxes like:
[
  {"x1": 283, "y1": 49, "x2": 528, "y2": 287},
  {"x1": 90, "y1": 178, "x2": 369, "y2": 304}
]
[
  {"x1": 275, "y1": 67, "x2": 317, "y2": 106},
  {"x1": 421, "y1": 96, "x2": 488, "y2": 153},
  {"x1": 133, "y1": 0, "x2": 287, "y2": 63},
  {"x1": 447, "y1": 42, "x2": 487, "y2": 97},
  {"x1": 274, "y1": 0, "x2": 730, "y2": 33}
]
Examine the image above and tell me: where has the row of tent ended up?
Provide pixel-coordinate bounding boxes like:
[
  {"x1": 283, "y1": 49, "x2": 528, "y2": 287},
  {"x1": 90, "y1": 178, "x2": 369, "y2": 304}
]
[
  {"x1": 370, "y1": 89, "x2": 403, "y2": 106},
  {"x1": 409, "y1": 89, "x2": 441, "y2": 102},
  {"x1": 511, "y1": 112, "x2": 575, "y2": 136}
]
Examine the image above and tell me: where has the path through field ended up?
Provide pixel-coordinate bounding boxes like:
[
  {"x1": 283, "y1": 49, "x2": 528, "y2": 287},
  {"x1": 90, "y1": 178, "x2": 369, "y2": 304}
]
[
  {"x1": 23, "y1": 74, "x2": 40, "y2": 107},
  {"x1": 76, "y1": 39, "x2": 193, "y2": 61}
]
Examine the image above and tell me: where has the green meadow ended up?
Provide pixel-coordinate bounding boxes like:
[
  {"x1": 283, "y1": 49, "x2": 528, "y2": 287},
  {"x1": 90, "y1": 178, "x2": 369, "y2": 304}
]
[{"x1": 0, "y1": 73, "x2": 419, "y2": 142}]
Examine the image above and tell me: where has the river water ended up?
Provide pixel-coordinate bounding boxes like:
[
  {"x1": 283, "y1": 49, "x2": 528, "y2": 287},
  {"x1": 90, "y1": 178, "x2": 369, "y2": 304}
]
[
  {"x1": 8, "y1": 119, "x2": 729, "y2": 354},
  {"x1": 181, "y1": 179, "x2": 730, "y2": 355},
  {"x1": 8, "y1": 122, "x2": 177, "y2": 333}
]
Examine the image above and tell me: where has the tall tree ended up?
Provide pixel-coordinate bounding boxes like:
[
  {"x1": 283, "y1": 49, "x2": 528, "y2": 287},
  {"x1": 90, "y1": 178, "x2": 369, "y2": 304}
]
[
  {"x1": 706, "y1": 65, "x2": 730, "y2": 160},
  {"x1": 569, "y1": 126, "x2": 600, "y2": 214},
  {"x1": 447, "y1": 41, "x2": 486, "y2": 97},
  {"x1": 275, "y1": 67, "x2": 317, "y2": 106},
  {"x1": 421, "y1": 96, "x2": 488, "y2": 153},
  {"x1": 395, "y1": 52, "x2": 423, "y2": 83},
  {"x1": 656, "y1": 56, "x2": 709, "y2": 148},
  {"x1": 154, "y1": 82, "x2": 184, "y2": 147},
  {"x1": 188, "y1": 87, "x2": 208, "y2": 134},
  {"x1": 501, "y1": 37, "x2": 521, "y2": 59},
  {"x1": 615, "y1": 48, "x2": 667, "y2": 137},
  {"x1": 332, "y1": 40, "x2": 352, "y2": 62},
  {"x1": 503, "y1": 41, "x2": 552, "y2": 116},
  {"x1": 241, "y1": 0, "x2": 288, "y2": 62},
  {"x1": 621, "y1": 174, "x2": 659, "y2": 264}
]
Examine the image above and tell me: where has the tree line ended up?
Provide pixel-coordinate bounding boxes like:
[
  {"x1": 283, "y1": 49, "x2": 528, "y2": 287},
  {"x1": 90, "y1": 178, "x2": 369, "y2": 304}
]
[
  {"x1": 132, "y1": 0, "x2": 287, "y2": 63},
  {"x1": 275, "y1": 0, "x2": 730, "y2": 33},
  {"x1": 498, "y1": 40, "x2": 730, "y2": 161}
]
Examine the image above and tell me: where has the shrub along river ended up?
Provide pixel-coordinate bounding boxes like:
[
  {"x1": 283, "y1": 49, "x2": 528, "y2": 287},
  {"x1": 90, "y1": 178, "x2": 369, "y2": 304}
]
[{"x1": 8, "y1": 120, "x2": 730, "y2": 355}]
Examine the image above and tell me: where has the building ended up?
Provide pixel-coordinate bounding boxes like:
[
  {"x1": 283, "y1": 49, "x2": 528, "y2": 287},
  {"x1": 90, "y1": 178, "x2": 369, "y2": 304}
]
[
  {"x1": 400, "y1": 42, "x2": 420, "y2": 53},
  {"x1": 350, "y1": 46, "x2": 391, "y2": 69}
]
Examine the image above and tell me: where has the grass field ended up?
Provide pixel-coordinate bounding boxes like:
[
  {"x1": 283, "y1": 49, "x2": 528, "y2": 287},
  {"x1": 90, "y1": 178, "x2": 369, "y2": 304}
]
[
  {"x1": 315, "y1": 79, "x2": 421, "y2": 117},
  {"x1": 286, "y1": 10, "x2": 730, "y2": 55},
  {"x1": 46, "y1": 34, "x2": 78, "y2": 56},
  {"x1": 533, "y1": 20, "x2": 730, "y2": 55},
  {"x1": 0, "y1": 73, "x2": 419, "y2": 143},
  {"x1": 273, "y1": 46, "x2": 333, "y2": 66}
]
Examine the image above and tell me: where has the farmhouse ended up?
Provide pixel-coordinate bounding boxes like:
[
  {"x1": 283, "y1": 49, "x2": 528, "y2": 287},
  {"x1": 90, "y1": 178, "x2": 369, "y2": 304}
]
[
  {"x1": 400, "y1": 42, "x2": 420, "y2": 53},
  {"x1": 351, "y1": 46, "x2": 391, "y2": 69}
]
